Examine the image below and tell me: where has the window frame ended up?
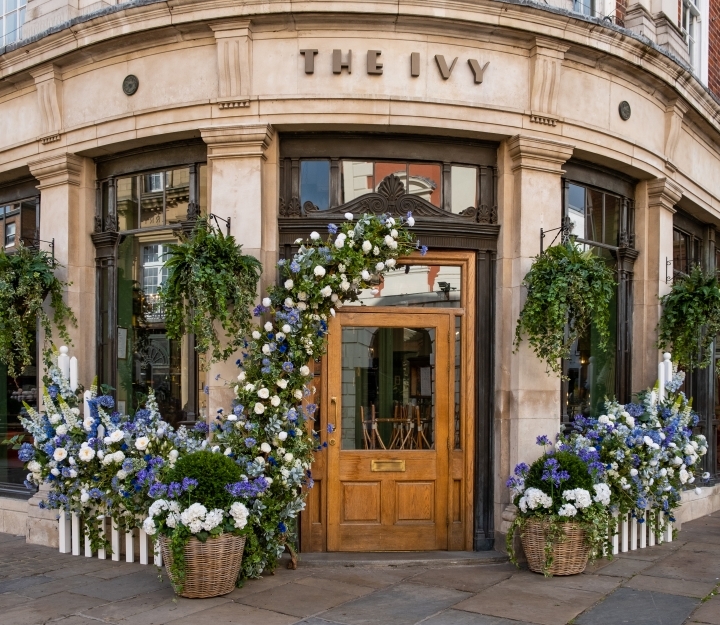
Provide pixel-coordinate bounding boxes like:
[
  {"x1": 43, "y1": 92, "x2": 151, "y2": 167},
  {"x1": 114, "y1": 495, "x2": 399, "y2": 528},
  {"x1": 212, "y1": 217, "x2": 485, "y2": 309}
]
[
  {"x1": 682, "y1": 0, "x2": 702, "y2": 75},
  {"x1": 0, "y1": 0, "x2": 26, "y2": 47}
]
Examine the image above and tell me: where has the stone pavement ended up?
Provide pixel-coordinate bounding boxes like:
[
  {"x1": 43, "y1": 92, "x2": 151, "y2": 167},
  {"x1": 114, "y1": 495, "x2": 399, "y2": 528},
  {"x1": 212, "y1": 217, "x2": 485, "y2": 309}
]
[{"x1": 0, "y1": 514, "x2": 718, "y2": 625}]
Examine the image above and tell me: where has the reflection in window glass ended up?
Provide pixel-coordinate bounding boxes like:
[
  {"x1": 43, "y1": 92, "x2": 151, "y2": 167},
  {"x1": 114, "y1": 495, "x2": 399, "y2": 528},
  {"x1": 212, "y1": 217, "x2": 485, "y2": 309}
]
[
  {"x1": 566, "y1": 182, "x2": 623, "y2": 248},
  {"x1": 140, "y1": 174, "x2": 165, "y2": 228},
  {"x1": 300, "y1": 161, "x2": 330, "y2": 210},
  {"x1": 345, "y1": 265, "x2": 461, "y2": 308},
  {"x1": 341, "y1": 326, "x2": 435, "y2": 450},
  {"x1": 117, "y1": 236, "x2": 188, "y2": 428},
  {"x1": 451, "y1": 166, "x2": 477, "y2": 213},
  {"x1": 164, "y1": 169, "x2": 190, "y2": 226},
  {"x1": 5, "y1": 222, "x2": 15, "y2": 247},
  {"x1": 342, "y1": 161, "x2": 374, "y2": 202},
  {"x1": 407, "y1": 164, "x2": 441, "y2": 206},
  {"x1": 673, "y1": 229, "x2": 690, "y2": 275},
  {"x1": 198, "y1": 165, "x2": 208, "y2": 215},
  {"x1": 567, "y1": 184, "x2": 585, "y2": 239},
  {"x1": 117, "y1": 176, "x2": 139, "y2": 231}
]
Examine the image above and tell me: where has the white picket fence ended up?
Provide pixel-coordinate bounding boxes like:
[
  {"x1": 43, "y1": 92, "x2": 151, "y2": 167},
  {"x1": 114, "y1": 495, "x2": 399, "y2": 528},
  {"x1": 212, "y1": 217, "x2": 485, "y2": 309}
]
[
  {"x1": 610, "y1": 510, "x2": 673, "y2": 555},
  {"x1": 57, "y1": 513, "x2": 161, "y2": 566}
]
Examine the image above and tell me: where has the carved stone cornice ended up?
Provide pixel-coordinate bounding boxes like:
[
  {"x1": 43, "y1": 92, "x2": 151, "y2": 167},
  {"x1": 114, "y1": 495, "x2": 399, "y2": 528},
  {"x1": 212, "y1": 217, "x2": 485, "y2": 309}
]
[
  {"x1": 528, "y1": 37, "x2": 568, "y2": 127},
  {"x1": 90, "y1": 230, "x2": 120, "y2": 257},
  {"x1": 210, "y1": 19, "x2": 253, "y2": 110},
  {"x1": 200, "y1": 123, "x2": 274, "y2": 160},
  {"x1": 28, "y1": 153, "x2": 82, "y2": 189},
  {"x1": 30, "y1": 64, "x2": 63, "y2": 145},
  {"x1": 647, "y1": 177, "x2": 682, "y2": 213},
  {"x1": 507, "y1": 135, "x2": 574, "y2": 174}
]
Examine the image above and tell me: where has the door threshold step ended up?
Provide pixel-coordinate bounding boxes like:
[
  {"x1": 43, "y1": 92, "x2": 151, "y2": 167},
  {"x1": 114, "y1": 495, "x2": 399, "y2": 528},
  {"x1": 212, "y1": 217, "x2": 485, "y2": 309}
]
[{"x1": 297, "y1": 550, "x2": 508, "y2": 568}]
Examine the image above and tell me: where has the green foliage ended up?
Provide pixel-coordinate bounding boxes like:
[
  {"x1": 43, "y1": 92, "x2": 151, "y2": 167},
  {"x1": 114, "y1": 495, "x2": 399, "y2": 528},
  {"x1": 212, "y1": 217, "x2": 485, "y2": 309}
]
[
  {"x1": 657, "y1": 264, "x2": 720, "y2": 370},
  {"x1": 0, "y1": 244, "x2": 77, "y2": 378},
  {"x1": 165, "y1": 451, "x2": 242, "y2": 511},
  {"x1": 160, "y1": 218, "x2": 262, "y2": 365},
  {"x1": 514, "y1": 242, "x2": 616, "y2": 376},
  {"x1": 524, "y1": 452, "x2": 594, "y2": 504}
]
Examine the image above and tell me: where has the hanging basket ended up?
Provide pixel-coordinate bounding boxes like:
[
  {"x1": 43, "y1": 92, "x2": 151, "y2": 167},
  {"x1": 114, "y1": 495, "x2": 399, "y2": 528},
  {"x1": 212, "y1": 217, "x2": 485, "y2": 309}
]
[
  {"x1": 521, "y1": 518, "x2": 589, "y2": 576},
  {"x1": 160, "y1": 533, "x2": 246, "y2": 598}
]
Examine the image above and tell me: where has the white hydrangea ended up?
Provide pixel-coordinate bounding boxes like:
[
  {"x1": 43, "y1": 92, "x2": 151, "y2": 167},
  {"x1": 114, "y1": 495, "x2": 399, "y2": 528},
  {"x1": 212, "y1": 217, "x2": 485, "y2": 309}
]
[
  {"x1": 563, "y1": 488, "x2": 592, "y2": 509},
  {"x1": 558, "y1": 503, "x2": 578, "y2": 517},
  {"x1": 518, "y1": 487, "x2": 552, "y2": 512},
  {"x1": 593, "y1": 483, "x2": 611, "y2": 506},
  {"x1": 142, "y1": 517, "x2": 156, "y2": 536},
  {"x1": 230, "y1": 502, "x2": 249, "y2": 529},
  {"x1": 202, "y1": 509, "x2": 224, "y2": 532}
]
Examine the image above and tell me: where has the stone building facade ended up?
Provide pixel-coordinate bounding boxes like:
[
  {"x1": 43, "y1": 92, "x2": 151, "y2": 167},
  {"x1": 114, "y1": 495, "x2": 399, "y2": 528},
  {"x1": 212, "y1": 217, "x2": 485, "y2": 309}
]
[{"x1": 1, "y1": 0, "x2": 720, "y2": 551}]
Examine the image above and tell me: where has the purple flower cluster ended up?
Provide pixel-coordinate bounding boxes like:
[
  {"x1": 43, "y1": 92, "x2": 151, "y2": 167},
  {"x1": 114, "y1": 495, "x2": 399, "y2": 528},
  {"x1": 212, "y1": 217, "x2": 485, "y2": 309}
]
[
  {"x1": 541, "y1": 457, "x2": 570, "y2": 487},
  {"x1": 226, "y1": 477, "x2": 269, "y2": 499}
]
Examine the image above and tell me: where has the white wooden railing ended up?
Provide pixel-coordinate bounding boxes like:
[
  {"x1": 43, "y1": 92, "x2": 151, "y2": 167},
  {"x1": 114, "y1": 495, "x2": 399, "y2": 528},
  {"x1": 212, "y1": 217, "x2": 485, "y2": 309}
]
[
  {"x1": 611, "y1": 510, "x2": 673, "y2": 555},
  {"x1": 58, "y1": 513, "x2": 161, "y2": 566}
]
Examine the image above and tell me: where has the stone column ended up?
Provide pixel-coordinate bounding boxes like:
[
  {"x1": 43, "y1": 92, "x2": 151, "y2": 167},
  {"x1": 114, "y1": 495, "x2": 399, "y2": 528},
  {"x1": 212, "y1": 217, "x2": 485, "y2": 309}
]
[
  {"x1": 199, "y1": 123, "x2": 279, "y2": 418},
  {"x1": 494, "y1": 135, "x2": 574, "y2": 543},
  {"x1": 631, "y1": 178, "x2": 681, "y2": 391},
  {"x1": 26, "y1": 153, "x2": 96, "y2": 546}
]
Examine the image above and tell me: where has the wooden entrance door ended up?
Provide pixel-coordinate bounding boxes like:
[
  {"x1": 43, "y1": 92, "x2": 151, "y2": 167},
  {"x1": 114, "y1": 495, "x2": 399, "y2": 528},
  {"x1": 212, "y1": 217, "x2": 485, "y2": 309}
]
[{"x1": 326, "y1": 310, "x2": 451, "y2": 551}]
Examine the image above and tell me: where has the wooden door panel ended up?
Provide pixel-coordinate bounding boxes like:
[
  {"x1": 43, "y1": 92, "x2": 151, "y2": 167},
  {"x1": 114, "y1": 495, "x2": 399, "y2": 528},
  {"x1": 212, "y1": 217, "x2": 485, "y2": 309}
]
[
  {"x1": 342, "y1": 482, "x2": 381, "y2": 523},
  {"x1": 396, "y1": 482, "x2": 435, "y2": 523}
]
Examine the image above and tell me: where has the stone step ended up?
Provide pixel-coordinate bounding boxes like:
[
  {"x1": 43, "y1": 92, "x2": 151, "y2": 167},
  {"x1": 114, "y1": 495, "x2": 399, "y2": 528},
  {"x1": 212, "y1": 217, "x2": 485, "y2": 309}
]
[{"x1": 297, "y1": 550, "x2": 509, "y2": 568}]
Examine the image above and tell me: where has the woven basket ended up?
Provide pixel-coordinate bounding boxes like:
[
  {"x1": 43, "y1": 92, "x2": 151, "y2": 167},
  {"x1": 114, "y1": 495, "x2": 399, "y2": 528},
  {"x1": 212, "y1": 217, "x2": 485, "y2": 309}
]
[
  {"x1": 521, "y1": 519, "x2": 589, "y2": 576},
  {"x1": 159, "y1": 533, "x2": 246, "y2": 598}
]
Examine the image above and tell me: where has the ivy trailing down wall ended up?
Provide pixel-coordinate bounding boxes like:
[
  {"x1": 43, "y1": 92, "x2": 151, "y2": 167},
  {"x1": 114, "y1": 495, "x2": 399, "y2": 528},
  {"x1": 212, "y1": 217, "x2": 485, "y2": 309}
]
[
  {"x1": 160, "y1": 217, "x2": 262, "y2": 366},
  {"x1": 657, "y1": 265, "x2": 720, "y2": 370},
  {"x1": 514, "y1": 242, "x2": 617, "y2": 377},
  {"x1": 0, "y1": 244, "x2": 76, "y2": 379}
]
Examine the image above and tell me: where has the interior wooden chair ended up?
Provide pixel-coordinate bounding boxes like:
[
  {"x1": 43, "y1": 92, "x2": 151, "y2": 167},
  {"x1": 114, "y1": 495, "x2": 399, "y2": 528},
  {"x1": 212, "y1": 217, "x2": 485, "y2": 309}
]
[{"x1": 360, "y1": 405, "x2": 386, "y2": 450}]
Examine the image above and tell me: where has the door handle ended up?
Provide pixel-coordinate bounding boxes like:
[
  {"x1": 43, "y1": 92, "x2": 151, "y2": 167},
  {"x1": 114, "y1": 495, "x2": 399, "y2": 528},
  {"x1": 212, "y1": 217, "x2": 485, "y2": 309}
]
[{"x1": 329, "y1": 396, "x2": 337, "y2": 445}]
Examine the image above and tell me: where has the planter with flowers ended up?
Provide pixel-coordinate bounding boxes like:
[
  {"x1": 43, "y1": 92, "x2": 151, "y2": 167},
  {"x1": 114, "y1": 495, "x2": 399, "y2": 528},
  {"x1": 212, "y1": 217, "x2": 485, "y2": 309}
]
[
  {"x1": 142, "y1": 450, "x2": 265, "y2": 598},
  {"x1": 506, "y1": 436, "x2": 613, "y2": 576}
]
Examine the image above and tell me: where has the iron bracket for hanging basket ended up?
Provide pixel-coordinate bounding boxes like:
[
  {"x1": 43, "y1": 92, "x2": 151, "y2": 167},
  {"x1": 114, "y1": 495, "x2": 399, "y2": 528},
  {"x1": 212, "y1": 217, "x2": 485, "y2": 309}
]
[
  {"x1": 539, "y1": 217, "x2": 573, "y2": 254},
  {"x1": 209, "y1": 213, "x2": 231, "y2": 236},
  {"x1": 30, "y1": 237, "x2": 55, "y2": 266}
]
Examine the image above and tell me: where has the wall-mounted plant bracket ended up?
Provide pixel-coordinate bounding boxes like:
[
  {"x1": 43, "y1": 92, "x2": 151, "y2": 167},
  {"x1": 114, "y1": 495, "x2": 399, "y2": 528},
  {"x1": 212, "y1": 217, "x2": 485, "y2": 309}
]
[
  {"x1": 209, "y1": 214, "x2": 231, "y2": 236},
  {"x1": 31, "y1": 237, "x2": 55, "y2": 266},
  {"x1": 666, "y1": 257, "x2": 673, "y2": 284},
  {"x1": 540, "y1": 217, "x2": 572, "y2": 254}
]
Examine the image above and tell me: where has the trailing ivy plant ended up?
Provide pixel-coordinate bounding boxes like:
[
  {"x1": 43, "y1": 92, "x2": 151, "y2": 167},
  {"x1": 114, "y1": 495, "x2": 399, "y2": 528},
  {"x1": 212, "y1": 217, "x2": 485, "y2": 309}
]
[
  {"x1": 0, "y1": 244, "x2": 77, "y2": 379},
  {"x1": 161, "y1": 218, "x2": 262, "y2": 366},
  {"x1": 657, "y1": 264, "x2": 720, "y2": 370},
  {"x1": 514, "y1": 242, "x2": 617, "y2": 376}
]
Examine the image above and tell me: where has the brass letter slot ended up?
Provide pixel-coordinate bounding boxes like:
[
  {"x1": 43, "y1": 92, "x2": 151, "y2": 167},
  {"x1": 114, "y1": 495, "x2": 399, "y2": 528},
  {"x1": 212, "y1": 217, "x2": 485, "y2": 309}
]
[{"x1": 371, "y1": 459, "x2": 406, "y2": 472}]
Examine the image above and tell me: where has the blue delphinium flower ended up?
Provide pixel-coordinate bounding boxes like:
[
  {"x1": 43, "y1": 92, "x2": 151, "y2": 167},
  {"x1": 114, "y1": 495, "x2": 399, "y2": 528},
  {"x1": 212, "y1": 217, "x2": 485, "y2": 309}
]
[{"x1": 18, "y1": 443, "x2": 35, "y2": 462}]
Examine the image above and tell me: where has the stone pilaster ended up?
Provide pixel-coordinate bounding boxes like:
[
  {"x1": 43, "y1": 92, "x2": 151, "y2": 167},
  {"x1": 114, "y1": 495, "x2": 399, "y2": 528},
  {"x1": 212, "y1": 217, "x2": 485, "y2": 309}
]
[
  {"x1": 199, "y1": 123, "x2": 279, "y2": 419},
  {"x1": 494, "y1": 135, "x2": 575, "y2": 542},
  {"x1": 632, "y1": 178, "x2": 682, "y2": 392}
]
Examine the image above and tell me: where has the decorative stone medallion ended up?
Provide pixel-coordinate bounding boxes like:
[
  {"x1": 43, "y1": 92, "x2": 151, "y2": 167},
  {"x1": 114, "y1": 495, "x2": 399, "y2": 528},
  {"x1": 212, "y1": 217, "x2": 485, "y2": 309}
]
[
  {"x1": 122, "y1": 75, "x2": 139, "y2": 96},
  {"x1": 618, "y1": 101, "x2": 631, "y2": 121}
]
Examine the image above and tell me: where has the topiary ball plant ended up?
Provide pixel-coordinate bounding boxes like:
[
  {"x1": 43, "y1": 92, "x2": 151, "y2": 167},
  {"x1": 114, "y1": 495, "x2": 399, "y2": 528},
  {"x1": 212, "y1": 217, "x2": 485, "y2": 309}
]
[{"x1": 165, "y1": 450, "x2": 242, "y2": 511}]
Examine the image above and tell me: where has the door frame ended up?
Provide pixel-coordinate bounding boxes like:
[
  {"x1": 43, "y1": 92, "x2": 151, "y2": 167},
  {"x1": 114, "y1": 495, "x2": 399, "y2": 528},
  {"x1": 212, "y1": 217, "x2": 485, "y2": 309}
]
[{"x1": 300, "y1": 249, "x2": 477, "y2": 552}]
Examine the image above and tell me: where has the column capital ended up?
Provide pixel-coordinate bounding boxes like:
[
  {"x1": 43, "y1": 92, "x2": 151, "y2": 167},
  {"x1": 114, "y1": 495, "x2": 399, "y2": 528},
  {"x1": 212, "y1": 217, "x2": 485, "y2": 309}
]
[
  {"x1": 647, "y1": 177, "x2": 682, "y2": 213},
  {"x1": 200, "y1": 123, "x2": 275, "y2": 160},
  {"x1": 28, "y1": 153, "x2": 83, "y2": 190},
  {"x1": 507, "y1": 135, "x2": 574, "y2": 174}
]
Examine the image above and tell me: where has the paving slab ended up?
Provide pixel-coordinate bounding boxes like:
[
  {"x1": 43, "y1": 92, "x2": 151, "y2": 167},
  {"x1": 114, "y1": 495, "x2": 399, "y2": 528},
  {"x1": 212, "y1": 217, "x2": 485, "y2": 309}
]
[
  {"x1": 454, "y1": 576, "x2": 605, "y2": 625},
  {"x1": 424, "y1": 610, "x2": 538, "y2": 625},
  {"x1": 164, "y1": 600, "x2": 299, "y2": 624},
  {"x1": 112, "y1": 594, "x2": 233, "y2": 625},
  {"x1": 70, "y1": 569, "x2": 167, "y2": 601},
  {"x1": 0, "y1": 574, "x2": 54, "y2": 594},
  {"x1": 295, "y1": 574, "x2": 375, "y2": 597},
  {"x1": 643, "y1": 549, "x2": 720, "y2": 583},
  {"x1": 236, "y1": 579, "x2": 359, "y2": 618},
  {"x1": 82, "y1": 587, "x2": 178, "y2": 622},
  {"x1": 0, "y1": 590, "x2": 32, "y2": 609},
  {"x1": 307, "y1": 566, "x2": 420, "y2": 589},
  {"x1": 595, "y1": 557, "x2": 654, "y2": 578},
  {"x1": 509, "y1": 570, "x2": 622, "y2": 594},
  {"x1": 409, "y1": 564, "x2": 517, "y2": 593},
  {"x1": 320, "y1": 581, "x2": 471, "y2": 625},
  {"x1": 685, "y1": 595, "x2": 720, "y2": 625},
  {"x1": 622, "y1": 573, "x2": 716, "y2": 598},
  {"x1": 0, "y1": 591, "x2": 108, "y2": 625},
  {"x1": 575, "y1": 587, "x2": 698, "y2": 625}
]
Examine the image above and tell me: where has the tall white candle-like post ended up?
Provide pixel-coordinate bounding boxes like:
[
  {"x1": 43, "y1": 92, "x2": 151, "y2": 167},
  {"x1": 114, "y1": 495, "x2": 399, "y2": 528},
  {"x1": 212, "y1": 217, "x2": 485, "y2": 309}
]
[
  {"x1": 58, "y1": 346, "x2": 70, "y2": 381},
  {"x1": 84, "y1": 390, "x2": 92, "y2": 420},
  {"x1": 663, "y1": 353, "x2": 673, "y2": 388},
  {"x1": 69, "y1": 356, "x2": 78, "y2": 392}
]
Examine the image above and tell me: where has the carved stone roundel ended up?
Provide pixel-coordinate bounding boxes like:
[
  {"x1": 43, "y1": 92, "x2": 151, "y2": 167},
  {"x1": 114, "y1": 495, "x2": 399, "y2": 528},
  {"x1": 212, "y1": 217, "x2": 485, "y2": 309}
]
[
  {"x1": 123, "y1": 75, "x2": 139, "y2": 96},
  {"x1": 618, "y1": 101, "x2": 631, "y2": 121}
]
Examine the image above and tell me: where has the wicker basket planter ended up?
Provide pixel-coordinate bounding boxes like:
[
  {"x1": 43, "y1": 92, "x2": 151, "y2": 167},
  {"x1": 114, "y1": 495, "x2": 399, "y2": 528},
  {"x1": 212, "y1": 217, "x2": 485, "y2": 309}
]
[
  {"x1": 159, "y1": 533, "x2": 246, "y2": 598},
  {"x1": 521, "y1": 519, "x2": 590, "y2": 576}
]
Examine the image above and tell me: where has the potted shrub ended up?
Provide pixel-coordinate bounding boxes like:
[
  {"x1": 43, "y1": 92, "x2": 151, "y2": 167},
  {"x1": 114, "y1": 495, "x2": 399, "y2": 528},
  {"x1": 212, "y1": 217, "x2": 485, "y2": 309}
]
[
  {"x1": 506, "y1": 436, "x2": 613, "y2": 576},
  {"x1": 142, "y1": 450, "x2": 267, "y2": 598}
]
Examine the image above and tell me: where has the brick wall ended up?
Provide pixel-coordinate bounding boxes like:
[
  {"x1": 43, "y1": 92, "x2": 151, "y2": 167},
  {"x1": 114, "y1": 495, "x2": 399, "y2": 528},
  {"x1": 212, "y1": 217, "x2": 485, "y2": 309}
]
[
  {"x1": 616, "y1": 0, "x2": 627, "y2": 26},
  {"x1": 710, "y1": 0, "x2": 720, "y2": 97}
]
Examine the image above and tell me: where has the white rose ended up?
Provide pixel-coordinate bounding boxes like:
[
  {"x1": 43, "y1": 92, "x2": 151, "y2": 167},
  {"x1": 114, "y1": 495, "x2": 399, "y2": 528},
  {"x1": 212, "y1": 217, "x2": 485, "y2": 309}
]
[
  {"x1": 373, "y1": 246, "x2": 380, "y2": 255},
  {"x1": 298, "y1": 302, "x2": 307, "y2": 311},
  {"x1": 276, "y1": 332, "x2": 286, "y2": 341},
  {"x1": 282, "y1": 324, "x2": 291, "y2": 333},
  {"x1": 27, "y1": 461, "x2": 41, "y2": 473},
  {"x1": 104, "y1": 437, "x2": 112, "y2": 445},
  {"x1": 50, "y1": 414, "x2": 61, "y2": 425},
  {"x1": 345, "y1": 212, "x2": 354, "y2": 220},
  {"x1": 271, "y1": 395, "x2": 281, "y2": 407},
  {"x1": 110, "y1": 430, "x2": 124, "y2": 443},
  {"x1": 135, "y1": 436, "x2": 149, "y2": 451},
  {"x1": 384, "y1": 235, "x2": 394, "y2": 246},
  {"x1": 386, "y1": 217, "x2": 395, "y2": 226},
  {"x1": 310, "y1": 231, "x2": 320, "y2": 240},
  {"x1": 81, "y1": 492, "x2": 90, "y2": 503},
  {"x1": 361, "y1": 270, "x2": 371, "y2": 280},
  {"x1": 314, "y1": 266, "x2": 326, "y2": 277},
  {"x1": 278, "y1": 431, "x2": 288, "y2": 441},
  {"x1": 237, "y1": 371, "x2": 246, "y2": 381},
  {"x1": 262, "y1": 344, "x2": 271, "y2": 355},
  {"x1": 252, "y1": 331, "x2": 261, "y2": 340},
  {"x1": 284, "y1": 298, "x2": 295, "y2": 308},
  {"x1": 78, "y1": 447, "x2": 95, "y2": 462},
  {"x1": 56, "y1": 425, "x2": 68, "y2": 436},
  {"x1": 245, "y1": 383, "x2": 256, "y2": 392},
  {"x1": 97, "y1": 450, "x2": 104, "y2": 460},
  {"x1": 261, "y1": 442, "x2": 272, "y2": 453},
  {"x1": 258, "y1": 388, "x2": 270, "y2": 399},
  {"x1": 335, "y1": 238, "x2": 345, "y2": 249},
  {"x1": 83, "y1": 418, "x2": 94, "y2": 431},
  {"x1": 375, "y1": 262, "x2": 385, "y2": 272},
  {"x1": 391, "y1": 229, "x2": 398, "y2": 238},
  {"x1": 294, "y1": 390, "x2": 303, "y2": 400},
  {"x1": 284, "y1": 453, "x2": 294, "y2": 462},
  {"x1": 169, "y1": 449, "x2": 179, "y2": 462},
  {"x1": 320, "y1": 286, "x2": 333, "y2": 297},
  {"x1": 227, "y1": 414, "x2": 237, "y2": 422},
  {"x1": 277, "y1": 379, "x2": 288, "y2": 389},
  {"x1": 262, "y1": 297, "x2": 272, "y2": 307},
  {"x1": 362, "y1": 241, "x2": 372, "y2": 253},
  {"x1": 53, "y1": 448, "x2": 68, "y2": 462},
  {"x1": 69, "y1": 469, "x2": 77, "y2": 478},
  {"x1": 113, "y1": 451, "x2": 125, "y2": 463},
  {"x1": 298, "y1": 292, "x2": 307, "y2": 301},
  {"x1": 407, "y1": 216, "x2": 415, "y2": 227},
  {"x1": 300, "y1": 365, "x2": 311, "y2": 376},
  {"x1": 51, "y1": 467, "x2": 60, "y2": 476},
  {"x1": 285, "y1": 279, "x2": 294, "y2": 289},
  {"x1": 254, "y1": 403, "x2": 265, "y2": 415},
  {"x1": 386, "y1": 258, "x2": 396, "y2": 268},
  {"x1": 116, "y1": 470, "x2": 127, "y2": 480}
]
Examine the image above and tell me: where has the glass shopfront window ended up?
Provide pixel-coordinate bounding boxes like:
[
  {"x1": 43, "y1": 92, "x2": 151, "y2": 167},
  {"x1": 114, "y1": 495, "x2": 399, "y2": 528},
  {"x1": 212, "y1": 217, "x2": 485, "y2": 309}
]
[
  {"x1": 96, "y1": 157, "x2": 207, "y2": 424},
  {"x1": 562, "y1": 180, "x2": 633, "y2": 422}
]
